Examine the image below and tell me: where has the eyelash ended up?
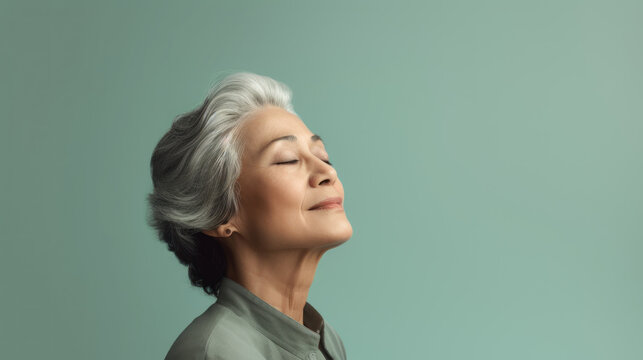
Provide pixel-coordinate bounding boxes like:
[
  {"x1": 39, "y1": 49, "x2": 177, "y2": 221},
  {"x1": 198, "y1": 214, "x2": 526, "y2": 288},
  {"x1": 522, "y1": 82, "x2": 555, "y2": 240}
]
[{"x1": 277, "y1": 159, "x2": 333, "y2": 166}]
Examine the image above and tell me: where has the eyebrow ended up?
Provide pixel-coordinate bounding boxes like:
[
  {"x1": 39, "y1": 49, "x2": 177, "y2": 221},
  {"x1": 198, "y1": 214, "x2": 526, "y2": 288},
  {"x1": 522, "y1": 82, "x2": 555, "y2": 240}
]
[{"x1": 260, "y1": 134, "x2": 323, "y2": 153}]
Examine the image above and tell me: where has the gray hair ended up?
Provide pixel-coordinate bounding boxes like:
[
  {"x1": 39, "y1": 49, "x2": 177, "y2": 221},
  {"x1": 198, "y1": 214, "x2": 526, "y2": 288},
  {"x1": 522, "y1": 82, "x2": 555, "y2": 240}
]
[{"x1": 146, "y1": 72, "x2": 297, "y2": 297}]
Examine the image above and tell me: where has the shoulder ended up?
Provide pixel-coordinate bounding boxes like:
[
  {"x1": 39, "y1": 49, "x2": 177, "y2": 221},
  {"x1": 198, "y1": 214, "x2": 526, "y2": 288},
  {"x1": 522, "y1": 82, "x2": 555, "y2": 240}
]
[
  {"x1": 323, "y1": 320, "x2": 348, "y2": 360},
  {"x1": 164, "y1": 303, "x2": 267, "y2": 360}
]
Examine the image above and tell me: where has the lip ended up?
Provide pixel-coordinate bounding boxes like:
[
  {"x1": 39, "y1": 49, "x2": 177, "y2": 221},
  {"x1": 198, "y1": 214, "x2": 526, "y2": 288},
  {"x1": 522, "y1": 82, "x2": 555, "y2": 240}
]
[{"x1": 308, "y1": 196, "x2": 343, "y2": 210}]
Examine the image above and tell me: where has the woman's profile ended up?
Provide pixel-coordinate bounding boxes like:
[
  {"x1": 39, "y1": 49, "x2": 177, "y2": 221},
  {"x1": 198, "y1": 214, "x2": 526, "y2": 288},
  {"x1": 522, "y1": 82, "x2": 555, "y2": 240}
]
[{"x1": 146, "y1": 72, "x2": 353, "y2": 360}]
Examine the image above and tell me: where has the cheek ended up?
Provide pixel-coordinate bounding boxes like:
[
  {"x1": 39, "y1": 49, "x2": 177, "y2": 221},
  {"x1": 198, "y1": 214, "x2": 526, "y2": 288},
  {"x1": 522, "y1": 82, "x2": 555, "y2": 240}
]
[
  {"x1": 244, "y1": 177, "x2": 307, "y2": 243},
  {"x1": 266, "y1": 176, "x2": 304, "y2": 211},
  {"x1": 243, "y1": 175, "x2": 303, "y2": 216}
]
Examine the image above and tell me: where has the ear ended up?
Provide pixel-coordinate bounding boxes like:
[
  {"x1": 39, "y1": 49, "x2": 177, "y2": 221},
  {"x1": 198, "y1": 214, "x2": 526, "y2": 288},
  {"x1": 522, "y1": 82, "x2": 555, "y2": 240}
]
[
  {"x1": 202, "y1": 207, "x2": 243, "y2": 238},
  {"x1": 202, "y1": 224, "x2": 235, "y2": 238},
  {"x1": 201, "y1": 212, "x2": 241, "y2": 238}
]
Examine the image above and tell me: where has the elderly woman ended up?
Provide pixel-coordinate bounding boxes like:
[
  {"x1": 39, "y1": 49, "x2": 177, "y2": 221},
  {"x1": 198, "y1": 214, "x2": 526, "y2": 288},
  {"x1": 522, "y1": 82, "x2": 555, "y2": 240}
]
[{"x1": 146, "y1": 72, "x2": 353, "y2": 360}]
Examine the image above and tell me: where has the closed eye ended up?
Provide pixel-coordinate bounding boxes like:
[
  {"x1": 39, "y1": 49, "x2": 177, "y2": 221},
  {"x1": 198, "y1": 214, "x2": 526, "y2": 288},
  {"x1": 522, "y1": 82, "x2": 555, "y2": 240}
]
[
  {"x1": 276, "y1": 160, "x2": 299, "y2": 165},
  {"x1": 276, "y1": 159, "x2": 333, "y2": 166}
]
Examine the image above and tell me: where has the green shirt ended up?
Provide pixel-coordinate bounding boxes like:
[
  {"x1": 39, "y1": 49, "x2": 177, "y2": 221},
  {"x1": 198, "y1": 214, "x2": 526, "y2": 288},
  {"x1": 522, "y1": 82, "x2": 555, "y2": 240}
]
[{"x1": 164, "y1": 276, "x2": 347, "y2": 360}]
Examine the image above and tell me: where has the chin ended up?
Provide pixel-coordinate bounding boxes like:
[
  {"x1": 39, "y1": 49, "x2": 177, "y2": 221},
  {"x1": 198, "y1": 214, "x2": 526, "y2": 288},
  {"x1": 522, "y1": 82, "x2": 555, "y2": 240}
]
[{"x1": 322, "y1": 223, "x2": 353, "y2": 247}]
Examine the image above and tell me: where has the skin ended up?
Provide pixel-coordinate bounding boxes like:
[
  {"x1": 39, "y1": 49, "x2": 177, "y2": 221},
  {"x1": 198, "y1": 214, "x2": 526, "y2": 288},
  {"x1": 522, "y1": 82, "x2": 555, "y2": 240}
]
[{"x1": 202, "y1": 105, "x2": 353, "y2": 326}]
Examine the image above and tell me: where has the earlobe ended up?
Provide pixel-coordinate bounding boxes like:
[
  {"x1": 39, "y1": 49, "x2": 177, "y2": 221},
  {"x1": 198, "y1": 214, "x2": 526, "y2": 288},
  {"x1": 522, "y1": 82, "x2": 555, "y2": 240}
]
[{"x1": 202, "y1": 225, "x2": 235, "y2": 238}]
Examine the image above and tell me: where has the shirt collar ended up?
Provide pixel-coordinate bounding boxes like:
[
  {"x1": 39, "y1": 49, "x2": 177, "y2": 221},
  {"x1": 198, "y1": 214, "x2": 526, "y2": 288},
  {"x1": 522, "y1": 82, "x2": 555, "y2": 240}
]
[{"x1": 216, "y1": 276, "x2": 329, "y2": 358}]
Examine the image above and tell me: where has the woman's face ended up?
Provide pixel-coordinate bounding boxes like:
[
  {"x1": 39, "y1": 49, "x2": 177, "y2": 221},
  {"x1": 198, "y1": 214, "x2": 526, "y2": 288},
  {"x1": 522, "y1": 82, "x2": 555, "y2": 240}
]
[{"x1": 227, "y1": 105, "x2": 352, "y2": 252}]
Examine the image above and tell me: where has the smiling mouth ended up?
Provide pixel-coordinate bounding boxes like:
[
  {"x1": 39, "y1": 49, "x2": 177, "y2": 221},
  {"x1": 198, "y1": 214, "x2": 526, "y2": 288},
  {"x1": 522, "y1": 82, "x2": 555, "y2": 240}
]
[
  {"x1": 310, "y1": 203, "x2": 343, "y2": 210},
  {"x1": 309, "y1": 196, "x2": 343, "y2": 210}
]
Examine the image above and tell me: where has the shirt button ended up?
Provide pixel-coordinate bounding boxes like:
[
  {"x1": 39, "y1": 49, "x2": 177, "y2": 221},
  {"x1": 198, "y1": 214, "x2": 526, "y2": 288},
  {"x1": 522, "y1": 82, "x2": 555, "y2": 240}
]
[{"x1": 307, "y1": 352, "x2": 317, "y2": 360}]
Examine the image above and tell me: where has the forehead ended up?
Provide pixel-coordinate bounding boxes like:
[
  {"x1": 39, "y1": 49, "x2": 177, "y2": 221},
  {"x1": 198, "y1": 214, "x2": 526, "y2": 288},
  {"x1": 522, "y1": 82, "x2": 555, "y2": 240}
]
[{"x1": 239, "y1": 105, "x2": 313, "y2": 153}]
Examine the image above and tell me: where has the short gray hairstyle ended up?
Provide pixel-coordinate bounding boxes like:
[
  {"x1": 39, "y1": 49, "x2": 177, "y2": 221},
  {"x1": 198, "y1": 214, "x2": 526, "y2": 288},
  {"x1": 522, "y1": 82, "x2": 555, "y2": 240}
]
[{"x1": 146, "y1": 72, "x2": 297, "y2": 297}]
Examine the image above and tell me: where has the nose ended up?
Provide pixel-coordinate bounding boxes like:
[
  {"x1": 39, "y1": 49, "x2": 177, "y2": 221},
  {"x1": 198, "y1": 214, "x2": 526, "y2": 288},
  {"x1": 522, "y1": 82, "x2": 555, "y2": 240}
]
[{"x1": 308, "y1": 157, "x2": 337, "y2": 187}]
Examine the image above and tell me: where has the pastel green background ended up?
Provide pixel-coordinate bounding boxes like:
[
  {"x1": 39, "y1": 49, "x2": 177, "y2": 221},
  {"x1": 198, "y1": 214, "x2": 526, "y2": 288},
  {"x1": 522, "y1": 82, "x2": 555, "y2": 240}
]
[{"x1": 1, "y1": 1, "x2": 641, "y2": 359}]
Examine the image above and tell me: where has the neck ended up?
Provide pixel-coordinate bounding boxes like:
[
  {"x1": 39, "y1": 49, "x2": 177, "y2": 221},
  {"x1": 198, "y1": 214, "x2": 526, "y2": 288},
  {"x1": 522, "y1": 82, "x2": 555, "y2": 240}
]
[{"x1": 223, "y1": 244, "x2": 326, "y2": 325}]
